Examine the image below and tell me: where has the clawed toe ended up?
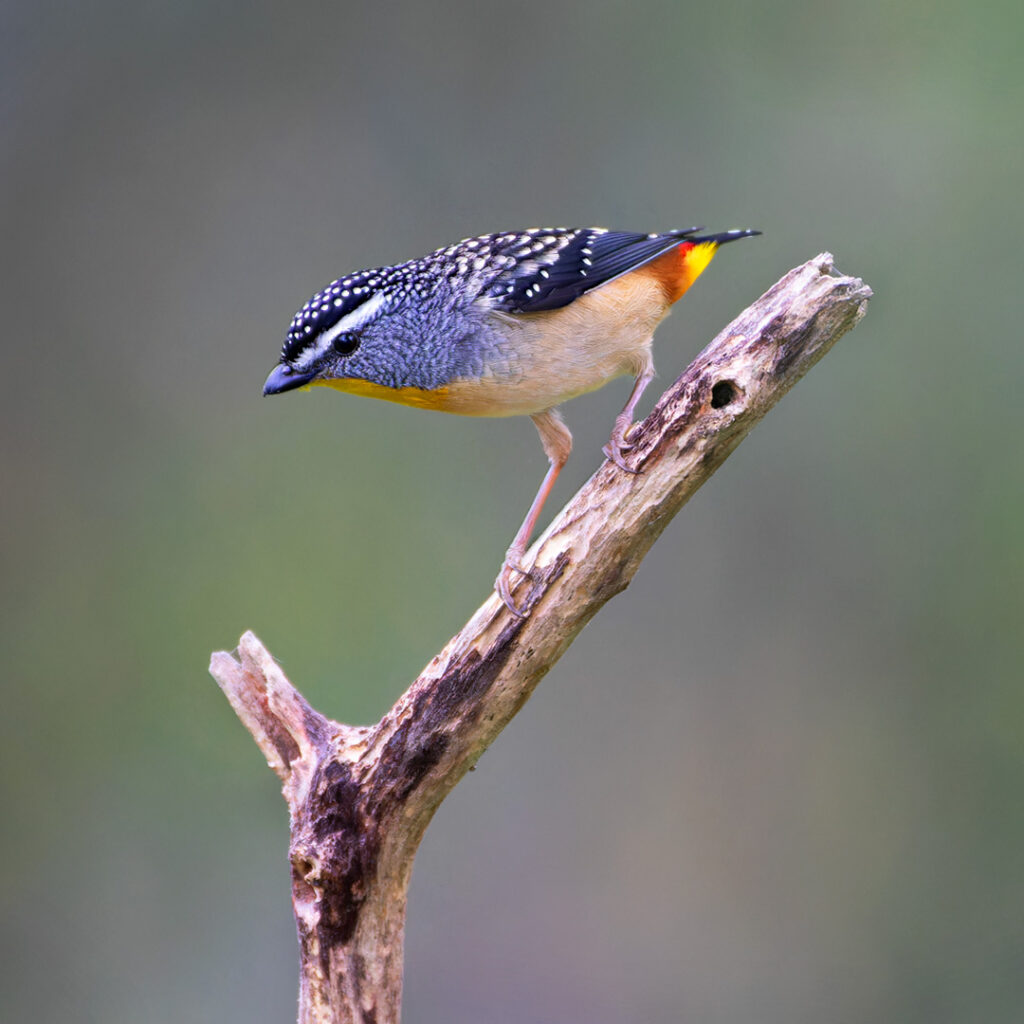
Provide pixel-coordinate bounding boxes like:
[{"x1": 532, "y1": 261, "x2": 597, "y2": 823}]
[
  {"x1": 603, "y1": 419, "x2": 643, "y2": 474},
  {"x1": 603, "y1": 434, "x2": 643, "y2": 474},
  {"x1": 495, "y1": 557, "x2": 534, "y2": 617},
  {"x1": 601, "y1": 441, "x2": 634, "y2": 473}
]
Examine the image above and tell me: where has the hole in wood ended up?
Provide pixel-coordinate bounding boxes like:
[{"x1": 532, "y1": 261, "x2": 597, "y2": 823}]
[{"x1": 710, "y1": 380, "x2": 738, "y2": 409}]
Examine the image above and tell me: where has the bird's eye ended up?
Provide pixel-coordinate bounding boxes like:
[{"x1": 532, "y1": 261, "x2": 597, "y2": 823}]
[{"x1": 332, "y1": 332, "x2": 360, "y2": 355}]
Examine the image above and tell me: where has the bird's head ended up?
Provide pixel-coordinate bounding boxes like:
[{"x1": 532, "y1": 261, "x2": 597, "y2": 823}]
[{"x1": 262, "y1": 269, "x2": 399, "y2": 397}]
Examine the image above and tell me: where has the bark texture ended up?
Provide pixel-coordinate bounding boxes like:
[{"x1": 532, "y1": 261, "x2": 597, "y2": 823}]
[{"x1": 210, "y1": 253, "x2": 871, "y2": 1023}]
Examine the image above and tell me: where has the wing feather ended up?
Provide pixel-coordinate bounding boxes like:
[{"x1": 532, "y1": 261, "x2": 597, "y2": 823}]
[{"x1": 492, "y1": 228, "x2": 705, "y2": 313}]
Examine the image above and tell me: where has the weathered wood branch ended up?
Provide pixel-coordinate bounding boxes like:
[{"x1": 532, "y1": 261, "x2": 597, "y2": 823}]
[{"x1": 210, "y1": 254, "x2": 871, "y2": 1024}]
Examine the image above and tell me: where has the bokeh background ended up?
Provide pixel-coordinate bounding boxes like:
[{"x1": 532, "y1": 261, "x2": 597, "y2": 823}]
[{"x1": 3, "y1": 1, "x2": 1022, "y2": 1021}]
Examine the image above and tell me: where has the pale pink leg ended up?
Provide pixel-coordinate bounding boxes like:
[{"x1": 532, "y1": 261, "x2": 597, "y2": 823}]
[
  {"x1": 496, "y1": 408, "x2": 572, "y2": 616},
  {"x1": 602, "y1": 363, "x2": 655, "y2": 473}
]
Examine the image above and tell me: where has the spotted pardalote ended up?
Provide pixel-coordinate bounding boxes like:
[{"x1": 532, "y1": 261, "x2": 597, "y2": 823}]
[{"x1": 264, "y1": 226, "x2": 760, "y2": 614}]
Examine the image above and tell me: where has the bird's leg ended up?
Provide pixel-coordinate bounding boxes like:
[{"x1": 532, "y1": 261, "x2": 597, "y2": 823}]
[
  {"x1": 602, "y1": 360, "x2": 655, "y2": 474},
  {"x1": 496, "y1": 408, "x2": 573, "y2": 616}
]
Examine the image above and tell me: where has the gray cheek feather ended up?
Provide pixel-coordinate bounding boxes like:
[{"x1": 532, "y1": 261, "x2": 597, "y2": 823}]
[{"x1": 331, "y1": 292, "x2": 518, "y2": 391}]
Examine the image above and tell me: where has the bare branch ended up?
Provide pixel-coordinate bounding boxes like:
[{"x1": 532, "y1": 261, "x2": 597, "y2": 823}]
[{"x1": 209, "y1": 253, "x2": 871, "y2": 1024}]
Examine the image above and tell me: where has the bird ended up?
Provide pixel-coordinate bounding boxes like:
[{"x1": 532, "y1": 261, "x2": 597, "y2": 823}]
[{"x1": 263, "y1": 225, "x2": 760, "y2": 615}]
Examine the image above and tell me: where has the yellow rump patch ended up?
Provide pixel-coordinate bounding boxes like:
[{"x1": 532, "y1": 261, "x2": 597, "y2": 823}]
[
  {"x1": 644, "y1": 240, "x2": 719, "y2": 305},
  {"x1": 679, "y1": 241, "x2": 718, "y2": 289}
]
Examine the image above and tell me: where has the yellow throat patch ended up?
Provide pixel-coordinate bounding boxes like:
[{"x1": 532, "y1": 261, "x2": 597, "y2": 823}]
[{"x1": 315, "y1": 376, "x2": 452, "y2": 410}]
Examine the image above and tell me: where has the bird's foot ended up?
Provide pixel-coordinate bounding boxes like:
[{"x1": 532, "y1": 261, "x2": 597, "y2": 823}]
[
  {"x1": 495, "y1": 551, "x2": 535, "y2": 618},
  {"x1": 602, "y1": 419, "x2": 642, "y2": 474}
]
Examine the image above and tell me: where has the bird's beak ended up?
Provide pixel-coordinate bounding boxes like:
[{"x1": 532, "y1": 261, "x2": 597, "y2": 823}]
[{"x1": 263, "y1": 364, "x2": 316, "y2": 395}]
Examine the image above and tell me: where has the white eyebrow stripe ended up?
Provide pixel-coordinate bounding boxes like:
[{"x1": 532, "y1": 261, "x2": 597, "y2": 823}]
[
  {"x1": 295, "y1": 291, "x2": 388, "y2": 370},
  {"x1": 320, "y1": 290, "x2": 387, "y2": 345}
]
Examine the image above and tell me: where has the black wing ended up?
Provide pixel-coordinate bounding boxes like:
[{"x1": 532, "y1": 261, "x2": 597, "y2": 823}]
[{"x1": 491, "y1": 227, "x2": 703, "y2": 314}]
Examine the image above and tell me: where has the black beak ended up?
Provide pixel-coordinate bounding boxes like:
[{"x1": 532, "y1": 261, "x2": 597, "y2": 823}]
[{"x1": 263, "y1": 364, "x2": 316, "y2": 396}]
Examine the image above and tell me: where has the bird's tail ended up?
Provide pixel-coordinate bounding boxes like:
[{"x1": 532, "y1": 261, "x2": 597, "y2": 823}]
[
  {"x1": 651, "y1": 227, "x2": 760, "y2": 304},
  {"x1": 676, "y1": 228, "x2": 761, "y2": 246}
]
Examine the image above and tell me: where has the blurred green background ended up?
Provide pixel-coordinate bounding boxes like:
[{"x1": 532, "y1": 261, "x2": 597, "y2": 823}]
[{"x1": 2, "y1": 0, "x2": 1022, "y2": 1021}]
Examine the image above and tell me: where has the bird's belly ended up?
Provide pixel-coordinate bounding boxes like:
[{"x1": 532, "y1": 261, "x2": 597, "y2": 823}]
[
  {"x1": 438, "y1": 346, "x2": 636, "y2": 417},
  {"x1": 440, "y1": 274, "x2": 669, "y2": 417},
  {"x1": 431, "y1": 372, "x2": 619, "y2": 417}
]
